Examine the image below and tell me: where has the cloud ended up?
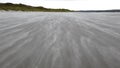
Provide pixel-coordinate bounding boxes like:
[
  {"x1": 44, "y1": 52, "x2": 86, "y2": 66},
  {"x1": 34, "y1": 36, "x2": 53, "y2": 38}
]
[{"x1": 0, "y1": 0, "x2": 120, "y2": 10}]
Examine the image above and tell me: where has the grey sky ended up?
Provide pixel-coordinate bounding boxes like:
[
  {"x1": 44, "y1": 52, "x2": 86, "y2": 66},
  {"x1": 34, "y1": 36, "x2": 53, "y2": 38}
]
[{"x1": 0, "y1": 0, "x2": 120, "y2": 10}]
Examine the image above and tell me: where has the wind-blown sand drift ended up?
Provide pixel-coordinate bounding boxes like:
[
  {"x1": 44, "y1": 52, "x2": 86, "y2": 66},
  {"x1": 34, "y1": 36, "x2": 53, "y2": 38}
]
[{"x1": 0, "y1": 12, "x2": 120, "y2": 68}]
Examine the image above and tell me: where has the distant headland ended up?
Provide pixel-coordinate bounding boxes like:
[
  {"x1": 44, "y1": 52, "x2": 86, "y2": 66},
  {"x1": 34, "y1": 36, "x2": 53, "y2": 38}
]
[{"x1": 0, "y1": 3, "x2": 71, "y2": 12}]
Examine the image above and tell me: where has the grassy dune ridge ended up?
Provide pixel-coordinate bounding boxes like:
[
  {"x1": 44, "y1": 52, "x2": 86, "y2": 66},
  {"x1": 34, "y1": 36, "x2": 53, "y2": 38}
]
[{"x1": 0, "y1": 3, "x2": 71, "y2": 12}]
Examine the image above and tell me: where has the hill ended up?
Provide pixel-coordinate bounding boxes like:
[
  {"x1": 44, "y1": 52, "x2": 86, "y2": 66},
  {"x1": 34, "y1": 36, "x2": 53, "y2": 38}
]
[{"x1": 0, "y1": 3, "x2": 71, "y2": 12}]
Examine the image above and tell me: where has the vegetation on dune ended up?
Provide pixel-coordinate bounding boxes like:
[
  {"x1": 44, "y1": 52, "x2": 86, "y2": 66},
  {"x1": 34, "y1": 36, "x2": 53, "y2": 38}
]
[{"x1": 0, "y1": 3, "x2": 71, "y2": 12}]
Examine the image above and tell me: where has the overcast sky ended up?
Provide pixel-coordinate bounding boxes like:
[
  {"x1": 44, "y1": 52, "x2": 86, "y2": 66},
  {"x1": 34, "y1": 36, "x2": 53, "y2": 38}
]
[{"x1": 0, "y1": 0, "x2": 120, "y2": 10}]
